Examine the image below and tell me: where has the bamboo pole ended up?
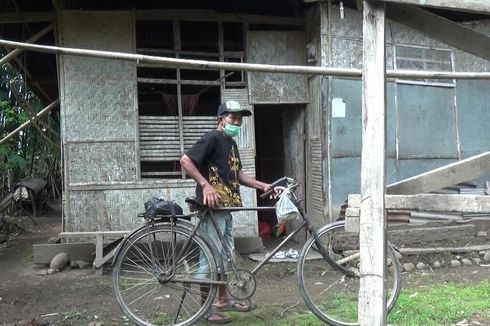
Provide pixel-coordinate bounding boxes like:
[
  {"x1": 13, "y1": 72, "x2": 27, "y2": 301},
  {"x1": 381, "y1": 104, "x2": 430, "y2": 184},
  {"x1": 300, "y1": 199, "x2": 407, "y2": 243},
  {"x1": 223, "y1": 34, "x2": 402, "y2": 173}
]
[
  {"x1": 0, "y1": 23, "x2": 54, "y2": 66},
  {"x1": 1, "y1": 38, "x2": 490, "y2": 80},
  {"x1": 10, "y1": 84, "x2": 56, "y2": 146},
  {"x1": 0, "y1": 99, "x2": 59, "y2": 146}
]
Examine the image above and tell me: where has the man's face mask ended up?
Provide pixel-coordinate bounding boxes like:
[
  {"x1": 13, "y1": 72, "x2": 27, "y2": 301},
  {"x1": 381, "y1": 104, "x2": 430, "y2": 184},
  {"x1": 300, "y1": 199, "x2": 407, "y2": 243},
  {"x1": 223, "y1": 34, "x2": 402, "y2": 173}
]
[{"x1": 223, "y1": 123, "x2": 241, "y2": 137}]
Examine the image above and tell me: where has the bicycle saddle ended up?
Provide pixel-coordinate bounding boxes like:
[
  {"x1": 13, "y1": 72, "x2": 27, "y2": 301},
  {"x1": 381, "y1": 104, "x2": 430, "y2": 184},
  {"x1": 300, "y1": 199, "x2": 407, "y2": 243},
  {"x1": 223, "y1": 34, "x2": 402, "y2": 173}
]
[{"x1": 185, "y1": 196, "x2": 204, "y2": 212}]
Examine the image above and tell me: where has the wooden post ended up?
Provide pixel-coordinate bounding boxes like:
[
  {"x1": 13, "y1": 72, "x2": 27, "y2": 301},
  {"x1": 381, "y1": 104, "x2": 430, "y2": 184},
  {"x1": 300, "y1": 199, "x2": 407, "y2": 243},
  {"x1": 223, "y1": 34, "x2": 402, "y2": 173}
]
[
  {"x1": 95, "y1": 233, "x2": 103, "y2": 276},
  {"x1": 359, "y1": 1, "x2": 387, "y2": 325}
]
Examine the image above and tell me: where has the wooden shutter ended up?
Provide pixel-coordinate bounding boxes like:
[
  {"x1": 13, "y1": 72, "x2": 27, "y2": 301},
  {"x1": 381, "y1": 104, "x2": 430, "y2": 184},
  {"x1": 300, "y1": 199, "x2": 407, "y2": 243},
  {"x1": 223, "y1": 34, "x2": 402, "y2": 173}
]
[
  {"x1": 139, "y1": 116, "x2": 216, "y2": 161},
  {"x1": 306, "y1": 76, "x2": 325, "y2": 227}
]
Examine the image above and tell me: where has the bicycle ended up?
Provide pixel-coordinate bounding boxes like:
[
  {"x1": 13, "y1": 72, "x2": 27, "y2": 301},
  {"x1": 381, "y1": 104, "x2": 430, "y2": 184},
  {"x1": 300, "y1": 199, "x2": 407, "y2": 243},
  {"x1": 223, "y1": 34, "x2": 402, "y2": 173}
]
[{"x1": 112, "y1": 177, "x2": 401, "y2": 326}]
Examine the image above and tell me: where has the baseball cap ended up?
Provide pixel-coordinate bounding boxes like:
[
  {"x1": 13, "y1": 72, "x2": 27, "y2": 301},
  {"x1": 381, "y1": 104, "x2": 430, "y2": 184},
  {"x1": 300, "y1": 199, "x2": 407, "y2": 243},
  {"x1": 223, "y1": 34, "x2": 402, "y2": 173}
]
[{"x1": 217, "y1": 100, "x2": 252, "y2": 117}]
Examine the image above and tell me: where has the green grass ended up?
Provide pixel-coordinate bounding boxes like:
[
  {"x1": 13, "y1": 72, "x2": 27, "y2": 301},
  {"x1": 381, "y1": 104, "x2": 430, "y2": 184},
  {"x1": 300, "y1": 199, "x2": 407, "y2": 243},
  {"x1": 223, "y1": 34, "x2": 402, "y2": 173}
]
[
  {"x1": 388, "y1": 281, "x2": 490, "y2": 326},
  {"x1": 203, "y1": 281, "x2": 490, "y2": 326},
  {"x1": 318, "y1": 295, "x2": 358, "y2": 323},
  {"x1": 225, "y1": 308, "x2": 323, "y2": 326}
]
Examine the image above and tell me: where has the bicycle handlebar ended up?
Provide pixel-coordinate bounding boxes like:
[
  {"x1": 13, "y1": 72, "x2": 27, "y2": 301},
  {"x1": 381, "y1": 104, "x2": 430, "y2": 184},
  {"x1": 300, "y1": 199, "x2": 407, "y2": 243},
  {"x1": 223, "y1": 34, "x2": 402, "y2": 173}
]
[{"x1": 260, "y1": 176, "x2": 290, "y2": 199}]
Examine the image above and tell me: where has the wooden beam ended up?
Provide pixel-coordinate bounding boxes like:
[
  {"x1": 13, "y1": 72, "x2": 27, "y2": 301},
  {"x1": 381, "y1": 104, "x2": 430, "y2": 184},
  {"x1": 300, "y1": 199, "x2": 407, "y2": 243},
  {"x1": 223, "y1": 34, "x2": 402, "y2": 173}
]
[
  {"x1": 359, "y1": 1, "x2": 387, "y2": 325},
  {"x1": 388, "y1": 224, "x2": 475, "y2": 244},
  {"x1": 0, "y1": 11, "x2": 55, "y2": 24},
  {"x1": 137, "y1": 48, "x2": 244, "y2": 59},
  {"x1": 386, "y1": 3, "x2": 490, "y2": 60},
  {"x1": 134, "y1": 10, "x2": 304, "y2": 26},
  {"x1": 33, "y1": 243, "x2": 94, "y2": 264},
  {"x1": 3, "y1": 39, "x2": 490, "y2": 80},
  {"x1": 337, "y1": 224, "x2": 476, "y2": 250},
  {"x1": 137, "y1": 78, "x2": 221, "y2": 86},
  {"x1": 387, "y1": 194, "x2": 490, "y2": 212},
  {"x1": 381, "y1": 0, "x2": 490, "y2": 15},
  {"x1": 387, "y1": 151, "x2": 490, "y2": 195},
  {"x1": 0, "y1": 10, "x2": 302, "y2": 26},
  {"x1": 350, "y1": 193, "x2": 490, "y2": 213},
  {"x1": 399, "y1": 244, "x2": 490, "y2": 255}
]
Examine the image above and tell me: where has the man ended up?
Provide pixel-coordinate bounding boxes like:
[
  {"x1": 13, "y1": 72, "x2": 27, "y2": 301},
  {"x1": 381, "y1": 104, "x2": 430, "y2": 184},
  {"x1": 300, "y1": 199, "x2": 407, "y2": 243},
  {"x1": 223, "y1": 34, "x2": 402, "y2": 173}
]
[{"x1": 180, "y1": 100, "x2": 271, "y2": 324}]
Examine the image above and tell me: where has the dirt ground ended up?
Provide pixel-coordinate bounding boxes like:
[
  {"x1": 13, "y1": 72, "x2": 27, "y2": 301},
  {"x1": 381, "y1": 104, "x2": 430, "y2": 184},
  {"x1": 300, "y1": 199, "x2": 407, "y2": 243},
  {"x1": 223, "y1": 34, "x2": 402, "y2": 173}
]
[{"x1": 1, "y1": 212, "x2": 490, "y2": 326}]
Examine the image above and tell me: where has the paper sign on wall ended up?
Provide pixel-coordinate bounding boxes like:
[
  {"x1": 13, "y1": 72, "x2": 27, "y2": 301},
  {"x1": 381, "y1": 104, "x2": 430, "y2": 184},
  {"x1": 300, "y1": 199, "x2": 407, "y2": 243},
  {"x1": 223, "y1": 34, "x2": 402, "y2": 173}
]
[{"x1": 332, "y1": 98, "x2": 346, "y2": 118}]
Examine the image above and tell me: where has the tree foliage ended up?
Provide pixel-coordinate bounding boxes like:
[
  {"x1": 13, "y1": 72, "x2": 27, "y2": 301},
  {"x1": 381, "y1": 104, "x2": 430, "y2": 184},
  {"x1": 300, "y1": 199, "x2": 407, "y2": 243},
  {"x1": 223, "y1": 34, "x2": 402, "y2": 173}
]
[{"x1": 0, "y1": 61, "x2": 60, "y2": 197}]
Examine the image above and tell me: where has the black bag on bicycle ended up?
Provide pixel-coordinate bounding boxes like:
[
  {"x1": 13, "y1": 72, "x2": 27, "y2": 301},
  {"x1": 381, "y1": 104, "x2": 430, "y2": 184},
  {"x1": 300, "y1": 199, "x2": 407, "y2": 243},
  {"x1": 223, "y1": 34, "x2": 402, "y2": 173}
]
[{"x1": 143, "y1": 197, "x2": 188, "y2": 220}]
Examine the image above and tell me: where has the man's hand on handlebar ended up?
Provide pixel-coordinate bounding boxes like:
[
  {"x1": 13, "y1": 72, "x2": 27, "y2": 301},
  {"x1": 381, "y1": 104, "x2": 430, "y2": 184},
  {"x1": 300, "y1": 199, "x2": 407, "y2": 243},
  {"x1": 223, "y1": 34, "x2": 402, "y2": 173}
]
[
  {"x1": 260, "y1": 176, "x2": 292, "y2": 199},
  {"x1": 263, "y1": 184, "x2": 280, "y2": 200}
]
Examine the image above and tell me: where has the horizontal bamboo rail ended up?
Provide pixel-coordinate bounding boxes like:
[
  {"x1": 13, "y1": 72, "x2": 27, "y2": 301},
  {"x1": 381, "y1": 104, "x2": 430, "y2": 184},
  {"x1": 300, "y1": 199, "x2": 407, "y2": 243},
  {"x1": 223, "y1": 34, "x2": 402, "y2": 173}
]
[{"x1": 0, "y1": 38, "x2": 490, "y2": 80}]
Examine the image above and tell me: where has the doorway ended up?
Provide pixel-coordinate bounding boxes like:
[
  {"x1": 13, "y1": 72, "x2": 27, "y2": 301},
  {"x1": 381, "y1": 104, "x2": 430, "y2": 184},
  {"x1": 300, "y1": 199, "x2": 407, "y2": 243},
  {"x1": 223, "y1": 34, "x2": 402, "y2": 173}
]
[{"x1": 254, "y1": 104, "x2": 307, "y2": 243}]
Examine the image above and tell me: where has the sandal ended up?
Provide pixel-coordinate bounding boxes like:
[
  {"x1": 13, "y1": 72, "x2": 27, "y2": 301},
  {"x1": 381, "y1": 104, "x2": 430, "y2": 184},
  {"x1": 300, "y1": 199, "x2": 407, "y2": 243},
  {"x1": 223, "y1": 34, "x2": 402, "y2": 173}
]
[
  {"x1": 205, "y1": 311, "x2": 232, "y2": 324},
  {"x1": 213, "y1": 300, "x2": 251, "y2": 312}
]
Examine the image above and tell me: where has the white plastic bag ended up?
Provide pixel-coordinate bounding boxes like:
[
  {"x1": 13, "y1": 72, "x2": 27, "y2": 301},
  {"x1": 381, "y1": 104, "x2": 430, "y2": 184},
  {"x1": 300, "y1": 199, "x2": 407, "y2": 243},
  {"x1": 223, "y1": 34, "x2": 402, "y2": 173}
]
[{"x1": 275, "y1": 189, "x2": 299, "y2": 221}]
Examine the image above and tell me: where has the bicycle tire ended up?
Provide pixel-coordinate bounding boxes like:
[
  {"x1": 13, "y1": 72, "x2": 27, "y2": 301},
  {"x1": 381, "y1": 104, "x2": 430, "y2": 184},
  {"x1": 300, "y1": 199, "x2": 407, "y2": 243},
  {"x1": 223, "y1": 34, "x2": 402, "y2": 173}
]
[
  {"x1": 297, "y1": 221, "x2": 401, "y2": 326},
  {"x1": 113, "y1": 223, "x2": 219, "y2": 326}
]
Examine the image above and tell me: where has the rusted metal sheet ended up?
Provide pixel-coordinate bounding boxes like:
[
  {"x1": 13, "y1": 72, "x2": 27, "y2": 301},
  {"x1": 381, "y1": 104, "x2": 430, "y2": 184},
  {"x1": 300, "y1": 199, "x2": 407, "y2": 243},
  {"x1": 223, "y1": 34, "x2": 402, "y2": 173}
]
[
  {"x1": 323, "y1": 5, "x2": 490, "y2": 217},
  {"x1": 246, "y1": 31, "x2": 308, "y2": 104},
  {"x1": 455, "y1": 80, "x2": 490, "y2": 158},
  {"x1": 390, "y1": 20, "x2": 448, "y2": 49},
  {"x1": 397, "y1": 84, "x2": 458, "y2": 159},
  {"x1": 454, "y1": 51, "x2": 490, "y2": 72}
]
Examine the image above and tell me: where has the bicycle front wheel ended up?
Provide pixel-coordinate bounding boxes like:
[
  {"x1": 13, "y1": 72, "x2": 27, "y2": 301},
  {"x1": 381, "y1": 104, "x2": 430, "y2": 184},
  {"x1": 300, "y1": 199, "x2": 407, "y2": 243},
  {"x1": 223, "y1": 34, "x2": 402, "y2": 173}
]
[
  {"x1": 113, "y1": 224, "x2": 218, "y2": 326},
  {"x1": 297, "y1": 221, "x2": 401, "y2": 326}
]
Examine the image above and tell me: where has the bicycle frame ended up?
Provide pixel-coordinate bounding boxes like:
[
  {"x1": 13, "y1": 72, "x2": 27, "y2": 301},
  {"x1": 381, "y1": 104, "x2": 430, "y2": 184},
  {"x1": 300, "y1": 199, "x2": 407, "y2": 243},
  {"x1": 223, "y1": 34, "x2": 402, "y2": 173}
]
[
  {"x1": 113, "y1": 178, "x2": 344, "y2": 287},
  {"x1": 200, "y1": 202, "x2": 342, "y2": 279}
]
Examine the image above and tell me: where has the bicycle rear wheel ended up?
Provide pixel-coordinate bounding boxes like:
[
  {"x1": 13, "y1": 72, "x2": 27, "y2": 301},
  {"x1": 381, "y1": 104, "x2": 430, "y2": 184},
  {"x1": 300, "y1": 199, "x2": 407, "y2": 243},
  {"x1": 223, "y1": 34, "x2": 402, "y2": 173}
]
[
  {"x1": 113, "y1": 224, "x2": 218, "y2": 326},
  {"x1": 297, "y1": 221, "x2": 401, "y2": 326}
]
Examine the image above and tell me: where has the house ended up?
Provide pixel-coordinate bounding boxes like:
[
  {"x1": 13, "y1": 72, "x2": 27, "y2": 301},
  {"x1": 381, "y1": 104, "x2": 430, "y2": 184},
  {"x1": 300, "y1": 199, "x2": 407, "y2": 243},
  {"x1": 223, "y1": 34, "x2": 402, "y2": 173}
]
[{"x1": 1, "y1": 0, "x2": 490, "y2": 242}]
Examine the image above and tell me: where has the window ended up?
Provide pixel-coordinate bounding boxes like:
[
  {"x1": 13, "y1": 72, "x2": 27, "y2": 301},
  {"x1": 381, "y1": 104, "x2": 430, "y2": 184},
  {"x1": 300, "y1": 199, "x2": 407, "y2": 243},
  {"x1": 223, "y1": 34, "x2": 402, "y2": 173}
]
[
  {"x1": 394, "y1": 45, "x2": 454, "y2": 86},
  {"x1": 135, "y1": 20, "x2": 245, "y2": 179}
]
